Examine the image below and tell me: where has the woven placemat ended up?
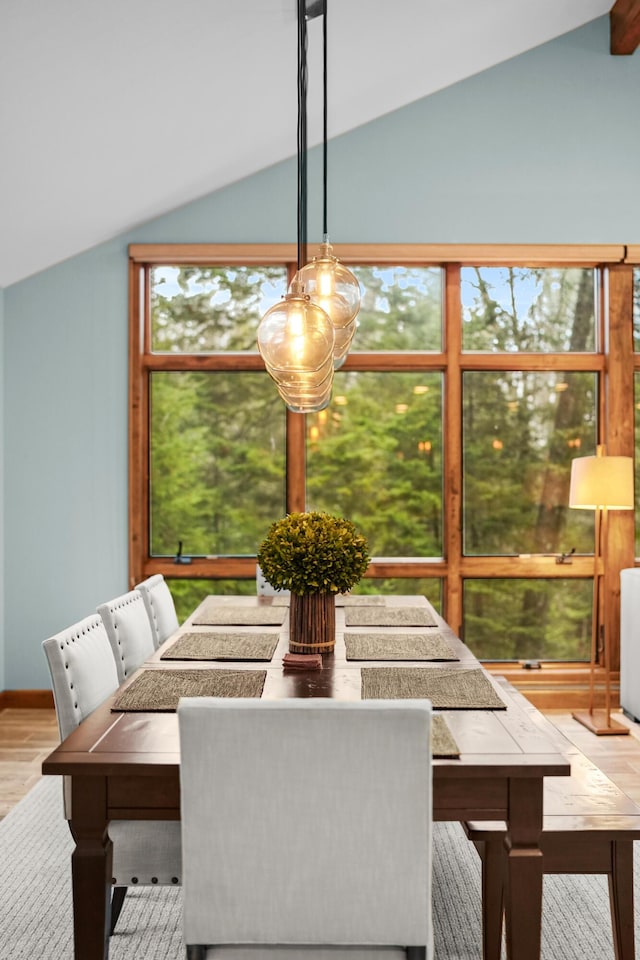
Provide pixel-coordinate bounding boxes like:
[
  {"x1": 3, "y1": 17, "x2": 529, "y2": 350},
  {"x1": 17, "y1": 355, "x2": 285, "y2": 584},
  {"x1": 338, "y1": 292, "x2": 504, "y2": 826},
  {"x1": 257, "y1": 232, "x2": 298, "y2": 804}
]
[
  {"x1": 345, "y1": 632, "x2": 457, "y2": 661},
  {"x1": 361, "y1": 667, "x2": 506, "y2": 710},
  {"x1": 345, "y1": 606, "x2": 437, "y2": 627},
  {"x1": 193, "y1": 604, "x2": 286, "y2": 626},
  {"x1": 270, "y1": 594, "x2": 291, "y2": 606},
  {"x1": 432, "y1": 715, "x2": 460, "y2": 758},
  {"x1": 111, "y1": 669, "x2": 266, "y2": 712},
  {"x1": 161, "y1": 632, "x2": 278, "y2": 662},
  {"x1": 336, "y1": 594, "x2": 385, "y2": 607}
]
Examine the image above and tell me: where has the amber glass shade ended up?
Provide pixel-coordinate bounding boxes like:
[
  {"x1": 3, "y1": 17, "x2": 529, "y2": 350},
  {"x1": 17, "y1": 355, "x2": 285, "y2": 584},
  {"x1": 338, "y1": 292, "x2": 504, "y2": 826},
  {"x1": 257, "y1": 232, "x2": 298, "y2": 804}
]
[
  {"x1": 294, "y1": 240, "x2": 361, "y2": 332},
  {"x1": 257, "y1": 283, "x2": 335, "y2": 413},
  {"x1": 333, "y1": 319, "x2": 358, "y2": 369}
]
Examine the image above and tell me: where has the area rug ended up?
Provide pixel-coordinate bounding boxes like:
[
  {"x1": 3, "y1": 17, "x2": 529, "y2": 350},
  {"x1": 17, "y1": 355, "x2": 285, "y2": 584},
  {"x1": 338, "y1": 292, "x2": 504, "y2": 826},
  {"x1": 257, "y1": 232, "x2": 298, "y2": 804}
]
[{"x1": 0, "y1": 776, "x2": 635, "y2": 959}]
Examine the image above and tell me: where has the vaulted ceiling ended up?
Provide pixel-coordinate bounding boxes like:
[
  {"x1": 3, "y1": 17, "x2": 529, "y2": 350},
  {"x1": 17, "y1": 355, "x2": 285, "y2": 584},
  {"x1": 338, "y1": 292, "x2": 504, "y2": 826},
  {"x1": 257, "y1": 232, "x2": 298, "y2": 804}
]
[{"x1": 1, "y1": 0, "x2": 636, "y2": 288}]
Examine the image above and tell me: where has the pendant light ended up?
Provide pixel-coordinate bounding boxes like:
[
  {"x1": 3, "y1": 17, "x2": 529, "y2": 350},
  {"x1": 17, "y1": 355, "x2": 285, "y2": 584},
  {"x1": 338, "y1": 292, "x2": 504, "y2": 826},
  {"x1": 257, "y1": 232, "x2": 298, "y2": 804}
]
[
  {"x1": 292, "y1": 0, "x2": 361, "y2": 369},
  {"x1": 257, "y1": 0, "x2": 335, "y2": 413}
]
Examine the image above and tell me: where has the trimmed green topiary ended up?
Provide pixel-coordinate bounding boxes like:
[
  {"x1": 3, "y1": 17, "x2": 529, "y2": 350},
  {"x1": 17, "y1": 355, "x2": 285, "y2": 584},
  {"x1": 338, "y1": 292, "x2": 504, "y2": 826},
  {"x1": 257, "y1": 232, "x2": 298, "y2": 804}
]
[{"x1": 257, "y1": 511, "x2": 370, "y2": 596}]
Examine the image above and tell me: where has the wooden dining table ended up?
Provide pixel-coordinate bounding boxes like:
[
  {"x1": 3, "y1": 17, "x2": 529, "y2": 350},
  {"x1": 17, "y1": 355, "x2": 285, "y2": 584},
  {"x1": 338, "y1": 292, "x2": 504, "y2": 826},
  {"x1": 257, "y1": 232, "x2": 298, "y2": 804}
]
[{"x1": 42, "y1": 594, "x2": 570, "y2": 960}]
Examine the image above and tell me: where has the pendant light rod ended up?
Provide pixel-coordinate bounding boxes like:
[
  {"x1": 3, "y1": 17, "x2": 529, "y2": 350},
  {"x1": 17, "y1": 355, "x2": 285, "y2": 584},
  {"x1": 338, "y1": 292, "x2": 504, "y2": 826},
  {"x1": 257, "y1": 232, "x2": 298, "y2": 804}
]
[
  {"x1": 322, "y1": 0, "x2": 328, "y2": 238},
  {"x1": 297, "y1": 0, "x2": 308, "y2": 272}
]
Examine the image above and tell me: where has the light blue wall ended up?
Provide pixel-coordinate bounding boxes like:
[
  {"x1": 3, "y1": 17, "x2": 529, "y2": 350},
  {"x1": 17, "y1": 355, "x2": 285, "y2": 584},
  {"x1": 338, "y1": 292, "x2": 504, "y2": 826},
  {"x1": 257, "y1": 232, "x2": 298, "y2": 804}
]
[
  {"x1": 0, "y1": 287, "x2": 4, "y2": 693},
  {"x1": 4, "y1": 17, "x2": 640, "y2": 688}
]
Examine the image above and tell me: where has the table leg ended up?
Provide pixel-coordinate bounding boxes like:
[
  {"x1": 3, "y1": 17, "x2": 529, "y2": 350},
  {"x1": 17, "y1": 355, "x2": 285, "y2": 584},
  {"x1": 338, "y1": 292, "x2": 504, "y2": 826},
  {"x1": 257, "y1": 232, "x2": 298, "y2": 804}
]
[
  {"x1": 503, "y1": 777, "x2": 544, "y2": 960},
  {"x1": 68, "y1": 776, "x2": 112, "y2": 960}
]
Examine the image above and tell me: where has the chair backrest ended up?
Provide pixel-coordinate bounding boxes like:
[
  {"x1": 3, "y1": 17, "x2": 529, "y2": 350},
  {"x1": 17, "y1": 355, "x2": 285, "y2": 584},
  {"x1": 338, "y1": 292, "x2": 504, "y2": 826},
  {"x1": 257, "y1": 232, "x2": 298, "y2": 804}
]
[
  {"x1": 178, "y1": 698, "x2": 432, "y2": 952},
  {"x1": 135, "y1": 574, "x2": 179, "y2": 649},
  {"x1": 42, "y1": 613, "x2": 119, "y2": 741},
  {"x1": 256, "y1": 563, "x2": 289, "y2": 597},
  {"x1": 97, "y1": 589, "x2": 155, "y2": 682}
]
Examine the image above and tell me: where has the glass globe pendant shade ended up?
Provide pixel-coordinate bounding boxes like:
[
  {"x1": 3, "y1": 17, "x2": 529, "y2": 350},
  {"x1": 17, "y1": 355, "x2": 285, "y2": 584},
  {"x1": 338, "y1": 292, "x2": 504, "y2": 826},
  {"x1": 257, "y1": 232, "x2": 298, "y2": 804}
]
[
  {"x1": 257, "y1": 282, "x2": 335, "y2": 375},
  {"x1": 294, "y1": 239, "x2": 361, "y2": 331},
  {"x1": 279, "y1": 382, "x2": 333, "y2": 414},
  {"x1": 257, "y1": 281, "x2": 335, "y2": 413},
  {"x1": 332, "y1": 318, "x2": 358, "y2": 370}
]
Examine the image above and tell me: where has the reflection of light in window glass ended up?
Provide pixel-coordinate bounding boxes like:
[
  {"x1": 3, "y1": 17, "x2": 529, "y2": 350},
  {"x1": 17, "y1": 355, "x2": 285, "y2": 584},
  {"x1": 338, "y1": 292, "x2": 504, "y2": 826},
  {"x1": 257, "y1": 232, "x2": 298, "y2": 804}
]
[
  {"x1": 463, "y1": 578, "x2": 591, "y2": 661},
  {"x1": 306, "y1": 371, "x2": 443, "y2": 558},
  {"x1": 461, "y1": 267, "x2": 596, "y2": 352},
  {"x1": 351, "y1": 266, "x2": 442, "y2": 351},
  {"x1": 150, "y1": 265, "x2": 287, "y2": 353},
  {"x1": 150, "y1": 372, "x2": 285, "y2": 556},
  {"x1": 462, "y1": 371, "x2": 597, "y2": 556}
]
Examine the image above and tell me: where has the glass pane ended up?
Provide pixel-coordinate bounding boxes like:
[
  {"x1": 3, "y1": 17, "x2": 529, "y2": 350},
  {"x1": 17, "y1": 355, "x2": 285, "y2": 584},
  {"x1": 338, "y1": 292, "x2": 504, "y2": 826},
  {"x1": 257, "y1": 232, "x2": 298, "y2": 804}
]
[
  {"x1": 306, "y1": 372, "x2": 443, "y2": 557},
  {"x1": 167, "y1": 578, "x2": 256, "y2": 624},
  {"x1": 353, "y1": 578, "x2": 441, "y2": 612},
  {"x1": 634, "y1": 268, "x2": 640, "y2": 351},
  {"x1": 150, "y1": 265, "x2": 287, "y2": 352},
  {"x1": 350, "y1": 266, "x2": 442, "y2": 351},
  {"x1": 150, "y1": 372, "x2": 285, "y2": 556},
  {"x1": 463, "y1": 371, "x2": 597, "y2": 556},
  {"x1": 461, "y1": 267, "x2": 596, "y2": 352},
  {"x1": 463, "y1": 578, "x2": 592, "y2": 660}
]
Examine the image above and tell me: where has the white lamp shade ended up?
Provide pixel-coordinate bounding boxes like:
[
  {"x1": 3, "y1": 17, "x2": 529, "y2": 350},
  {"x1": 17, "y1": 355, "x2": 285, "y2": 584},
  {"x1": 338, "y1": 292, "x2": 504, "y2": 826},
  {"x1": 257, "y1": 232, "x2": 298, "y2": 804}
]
[{"x1": 569, "y1": 455, "x2": 635, "y2": 510}]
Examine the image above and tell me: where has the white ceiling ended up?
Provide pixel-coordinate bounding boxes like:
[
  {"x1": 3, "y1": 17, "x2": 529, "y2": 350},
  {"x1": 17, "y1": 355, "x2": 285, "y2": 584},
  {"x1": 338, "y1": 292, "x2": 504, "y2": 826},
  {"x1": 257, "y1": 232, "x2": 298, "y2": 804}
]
[{"x1": 0, "y1": 0, "x2": 611, "y2": 287}]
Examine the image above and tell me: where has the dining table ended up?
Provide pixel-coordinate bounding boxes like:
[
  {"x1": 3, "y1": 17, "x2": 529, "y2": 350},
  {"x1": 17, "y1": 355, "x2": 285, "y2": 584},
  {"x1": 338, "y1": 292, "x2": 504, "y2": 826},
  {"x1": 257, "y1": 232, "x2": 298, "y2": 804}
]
[{"x1": 42, "y1": 593, "x2": 570, "y2": 960}]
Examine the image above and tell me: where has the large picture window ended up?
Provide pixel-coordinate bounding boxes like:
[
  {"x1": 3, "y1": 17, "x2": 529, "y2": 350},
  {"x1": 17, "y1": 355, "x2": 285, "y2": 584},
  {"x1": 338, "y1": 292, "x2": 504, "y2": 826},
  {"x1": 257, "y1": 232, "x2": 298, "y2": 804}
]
[{"x1": 130, "y1": 244, "x2": 637, "y2": 686}]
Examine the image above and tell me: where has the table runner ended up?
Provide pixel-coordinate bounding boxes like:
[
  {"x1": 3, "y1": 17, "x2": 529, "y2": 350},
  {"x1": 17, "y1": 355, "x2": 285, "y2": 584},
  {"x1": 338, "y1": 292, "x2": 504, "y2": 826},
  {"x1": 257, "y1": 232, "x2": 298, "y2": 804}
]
[
  {"x1": 432, "y1": 715, "x2": 460, "y2": 758},
  {"x1": 161, "y1": 632, "x2": 278, "y2": 662},
  {"x1": 193, "y1": 604, "x2": 286, "y2": 626},
  {"x1": 344, "y1": 632, "x2": 457, "y2": 661},
  {"x1": 345, "y1": 606, "x2": 437, "y2": 627},
  {"x1": 112, "y1": 669, "x2": 267, "y2": 712},
  {"x1": 361, "y1": 666, "x2": 506, "y2": 709}
]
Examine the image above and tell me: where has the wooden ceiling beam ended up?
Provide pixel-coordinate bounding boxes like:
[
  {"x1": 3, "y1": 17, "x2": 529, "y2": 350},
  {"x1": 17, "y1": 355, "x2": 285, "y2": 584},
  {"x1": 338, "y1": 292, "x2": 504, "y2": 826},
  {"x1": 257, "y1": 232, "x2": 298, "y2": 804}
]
[{"x1": 611, "y1": 0, "x2": 640, "y2": 54}]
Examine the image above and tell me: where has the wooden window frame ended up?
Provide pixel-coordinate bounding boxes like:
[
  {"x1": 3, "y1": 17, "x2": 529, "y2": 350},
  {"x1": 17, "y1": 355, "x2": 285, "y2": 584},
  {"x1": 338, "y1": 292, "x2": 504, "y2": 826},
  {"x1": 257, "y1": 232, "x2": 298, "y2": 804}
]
[{"x1": 129, "y1": 243, "x2": 637, "y2": 705}]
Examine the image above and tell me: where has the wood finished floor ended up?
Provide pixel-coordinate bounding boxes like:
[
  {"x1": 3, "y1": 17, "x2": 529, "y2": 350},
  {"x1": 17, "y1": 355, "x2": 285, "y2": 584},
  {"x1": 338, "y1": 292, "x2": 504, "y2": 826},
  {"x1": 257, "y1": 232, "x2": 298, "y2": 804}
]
[{"x1": 3, "y1": 705, "x2": 640, "y2": 819}]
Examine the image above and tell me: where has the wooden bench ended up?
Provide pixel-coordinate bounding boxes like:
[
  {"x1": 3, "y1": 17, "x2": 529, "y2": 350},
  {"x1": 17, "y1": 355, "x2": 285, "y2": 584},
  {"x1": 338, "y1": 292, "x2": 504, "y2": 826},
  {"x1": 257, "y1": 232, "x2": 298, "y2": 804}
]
[{"x1": 464, "y1": 680, "x2": 640, "y2": 960}]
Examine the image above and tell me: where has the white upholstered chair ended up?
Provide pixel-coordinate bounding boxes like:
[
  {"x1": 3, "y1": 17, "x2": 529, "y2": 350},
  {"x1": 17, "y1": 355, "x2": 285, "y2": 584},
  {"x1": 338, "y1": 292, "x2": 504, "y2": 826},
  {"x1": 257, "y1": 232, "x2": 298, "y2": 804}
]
[
  {"x1": 178, "y1": 697, "x2": 433, "y2": 960},
  {"x1": 97, "y1": 589, "x2": 156, "y2": 683},
  {"x1": 42, "y1": 614, "x2": 181, "y2": 935},
  {"x1": 135, "y1": 573, "x2": 180, "y2": 649}
]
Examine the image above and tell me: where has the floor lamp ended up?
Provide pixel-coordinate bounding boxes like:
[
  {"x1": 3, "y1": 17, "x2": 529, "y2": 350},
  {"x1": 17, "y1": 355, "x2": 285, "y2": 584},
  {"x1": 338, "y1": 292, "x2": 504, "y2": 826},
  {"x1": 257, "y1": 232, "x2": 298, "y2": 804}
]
[{"x1": 569, "y1": 446, "x2": 634, "y2": 735}]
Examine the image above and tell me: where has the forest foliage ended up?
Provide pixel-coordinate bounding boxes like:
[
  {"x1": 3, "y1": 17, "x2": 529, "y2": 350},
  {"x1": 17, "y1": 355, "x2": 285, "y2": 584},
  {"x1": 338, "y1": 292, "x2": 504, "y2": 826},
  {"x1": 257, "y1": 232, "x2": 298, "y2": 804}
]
[{"x1": 147, "y1": 263, "x2": 620, "y2": 660}]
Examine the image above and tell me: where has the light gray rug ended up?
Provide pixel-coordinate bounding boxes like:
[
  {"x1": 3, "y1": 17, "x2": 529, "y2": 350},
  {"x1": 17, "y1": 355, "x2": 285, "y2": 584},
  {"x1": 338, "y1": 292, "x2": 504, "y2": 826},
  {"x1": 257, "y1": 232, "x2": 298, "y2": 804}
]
[{"x1": 0, "y1": 776, "x2": 635, "y2": 959}]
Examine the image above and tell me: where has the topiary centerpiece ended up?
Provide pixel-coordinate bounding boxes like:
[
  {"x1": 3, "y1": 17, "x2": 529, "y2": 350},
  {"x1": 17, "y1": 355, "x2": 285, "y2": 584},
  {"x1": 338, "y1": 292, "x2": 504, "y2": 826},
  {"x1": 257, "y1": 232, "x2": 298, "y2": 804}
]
[{"x1": 257, "y1": 511, "x2": 370, "y2": 655}]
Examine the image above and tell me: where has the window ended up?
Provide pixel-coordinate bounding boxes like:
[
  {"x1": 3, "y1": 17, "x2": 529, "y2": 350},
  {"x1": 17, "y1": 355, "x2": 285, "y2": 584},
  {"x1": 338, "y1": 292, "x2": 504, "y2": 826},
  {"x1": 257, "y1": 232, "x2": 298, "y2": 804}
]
[{"x1": 130, "y1": 244, "x2": 636, "y2": 678}]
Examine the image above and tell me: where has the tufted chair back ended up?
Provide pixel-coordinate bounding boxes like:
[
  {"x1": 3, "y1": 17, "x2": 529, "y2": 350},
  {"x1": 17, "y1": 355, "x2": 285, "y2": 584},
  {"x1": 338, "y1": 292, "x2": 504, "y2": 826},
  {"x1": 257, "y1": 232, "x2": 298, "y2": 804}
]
[
  {"x1": 97, "y1": 589, "x2": 155, "y2": 683},
  {"x1": 135, "y1": 574, "x2": 179, "y2": 649},
  {"x1": 42, "y1": 613, "x2": 119, "y2": 741},
  {"x1": 42, "y1": 609, "x2": 182, "y2": 935}
]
